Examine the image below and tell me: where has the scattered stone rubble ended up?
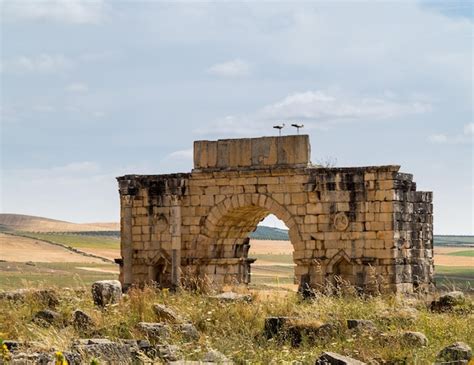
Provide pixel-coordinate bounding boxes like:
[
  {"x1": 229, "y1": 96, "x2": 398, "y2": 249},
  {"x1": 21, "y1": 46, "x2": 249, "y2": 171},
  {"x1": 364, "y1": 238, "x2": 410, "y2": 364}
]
[{"x1": 1, "y1": 281, "x2": 471, "y2": 364}]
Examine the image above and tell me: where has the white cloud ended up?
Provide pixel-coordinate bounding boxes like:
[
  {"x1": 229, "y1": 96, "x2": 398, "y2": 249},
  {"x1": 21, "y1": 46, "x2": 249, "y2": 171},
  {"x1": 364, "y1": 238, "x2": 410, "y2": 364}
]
[
  {"x1": 33, "y1": 105, "x2": 56, "y2": 113},
  {"x1": 167, "y1": 149, "x2": 193, "y2": 160},
  {"x1": 92, "y1": 111, "x2": 106, "y2": 118},
  {"x1": 428, "y1": 134, "x2": 448, "y2": 143},
  {"x1": 2, "y1": 0, "x2": 104, "y2": 24},
  {"x1": 464, "y1": 123, "x2": 474, "y2": 135},
  {"x1": 207, "y1": 59, "x2": 250, "y2": 77},
  {"x1": 259, "y1": 91, "x2": 431, "y2": 122},
  {"x1": 197, "y1": 90, "x2": 431, "y2": 137},
  {"x1": 428, "y1": 123, "x2": 474, "y2": 144},
  {"x1": 66, "y1": 82, "x2": 89, "y2": 93},
  {"x1": 2, "y1": 54, "x2": 73, "y2": 74}
]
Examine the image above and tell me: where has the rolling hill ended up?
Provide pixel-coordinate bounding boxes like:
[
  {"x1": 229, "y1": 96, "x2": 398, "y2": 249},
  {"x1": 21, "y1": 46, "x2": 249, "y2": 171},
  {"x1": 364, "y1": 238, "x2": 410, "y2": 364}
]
[{"x1": 0, "y1": 213, "x2": 119, "y2": 232}]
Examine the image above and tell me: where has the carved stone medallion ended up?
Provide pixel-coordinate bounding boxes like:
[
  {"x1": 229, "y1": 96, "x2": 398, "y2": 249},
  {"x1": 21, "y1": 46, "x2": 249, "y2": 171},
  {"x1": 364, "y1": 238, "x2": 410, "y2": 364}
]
[{"x1": 334, "y1": 212, "x2": 349, "y2": 231}]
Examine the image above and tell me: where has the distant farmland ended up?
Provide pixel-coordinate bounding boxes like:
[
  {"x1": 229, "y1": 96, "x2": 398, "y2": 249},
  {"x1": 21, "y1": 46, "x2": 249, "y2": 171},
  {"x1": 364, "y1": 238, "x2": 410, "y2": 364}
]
[{"x1": 0, "y1": 212, "x2": 472, "y2": 290}]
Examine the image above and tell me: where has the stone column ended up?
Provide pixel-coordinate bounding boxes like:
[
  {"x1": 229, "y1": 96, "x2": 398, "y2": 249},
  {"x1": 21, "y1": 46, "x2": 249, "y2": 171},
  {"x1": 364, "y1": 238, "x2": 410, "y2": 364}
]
[
  {"x1": 170, "y1": 196, "x2": 182, "y2": 289},
  {"x1": 121, "y1": 195, "x2": 133, "y2": 290}
]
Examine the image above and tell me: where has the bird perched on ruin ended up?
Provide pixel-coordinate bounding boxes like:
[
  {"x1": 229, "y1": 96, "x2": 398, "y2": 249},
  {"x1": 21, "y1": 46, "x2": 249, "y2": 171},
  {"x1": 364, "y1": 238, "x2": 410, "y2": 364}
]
[
  {"x1": 291, "y1": 123, "x2": 304, "y2": 134},
  {"x1": 273, "y1": 123, "x2": 285, "y2": 136}
]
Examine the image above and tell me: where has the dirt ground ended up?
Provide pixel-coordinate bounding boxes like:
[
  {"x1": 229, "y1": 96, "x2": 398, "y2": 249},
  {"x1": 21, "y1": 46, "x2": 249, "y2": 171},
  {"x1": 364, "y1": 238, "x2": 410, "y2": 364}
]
[
  {"x1": 80, "y1": 248, "x2": 120, "y2": 260},
  {"x1": 434, "y1": 255, "x2": 473, "y2": 267},
  {"x1": 75, "y1": 266, "x2": 119, "y2": 274},
  {"x1": 0, "y1": 233, "x2": 105, "y2": 263}
]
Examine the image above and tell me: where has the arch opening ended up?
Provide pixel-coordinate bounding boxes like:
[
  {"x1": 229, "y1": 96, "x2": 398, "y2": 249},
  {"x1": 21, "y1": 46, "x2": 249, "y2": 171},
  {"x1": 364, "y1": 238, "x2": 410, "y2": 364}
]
[
  {"x1": 249, "y1": 214, "x2": 295, "y2": 288},
  {"x1": 200, "y1": 194, "x2": 301, "y2": 288}
]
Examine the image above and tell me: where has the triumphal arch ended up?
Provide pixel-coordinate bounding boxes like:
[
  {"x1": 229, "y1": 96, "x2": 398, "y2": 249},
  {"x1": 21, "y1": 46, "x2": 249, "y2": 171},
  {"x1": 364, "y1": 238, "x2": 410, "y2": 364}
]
[{"x1": 117, "y1": 135, "x2": 434, "y2": 293}]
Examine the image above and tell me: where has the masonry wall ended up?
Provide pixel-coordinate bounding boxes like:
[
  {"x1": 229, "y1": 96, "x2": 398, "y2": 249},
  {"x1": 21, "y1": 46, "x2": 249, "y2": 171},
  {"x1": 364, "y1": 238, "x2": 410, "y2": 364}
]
[{"x1": 117, "y1": 135, "x2": 434, "y2": 294}]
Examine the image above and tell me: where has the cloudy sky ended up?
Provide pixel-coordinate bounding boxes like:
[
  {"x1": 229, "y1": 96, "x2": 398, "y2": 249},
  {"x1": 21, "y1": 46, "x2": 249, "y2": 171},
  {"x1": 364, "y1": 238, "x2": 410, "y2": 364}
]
[{"x1": 1, "y1": 1, "x2": 472, "y2": 234}]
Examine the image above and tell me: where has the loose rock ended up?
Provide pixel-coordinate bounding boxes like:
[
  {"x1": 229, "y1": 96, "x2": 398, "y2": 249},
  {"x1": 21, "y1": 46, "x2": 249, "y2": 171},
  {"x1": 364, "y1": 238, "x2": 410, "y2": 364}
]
[
  {"x1": 91, "y1": 280, "x2": 122, "y2": 307},
  {"x1": 347, "y1": 319, "x2": 376, "y2": 332},
  {"x1": 431, "y1": 291, "x2": 465, "y2": 312},
  {"x1": 156, "y1": 344, "x2": 182, "y2": 362},
  {"x1": 203, "y1": 349, "x2": 232, "y2": 364},
  {"x1": 315, "y1": 351, "x2": 366, "y2": 365},
  {"x1": 436, "y1": 342, "x2": 472, "y2": 363},
  {"x1": 263, "y1": 316, "x2": 298, "y2": 339},
  {"x1": 401, "y1": 331, "x2": 428, "y2": 347},
  {"x1": 136, "y1": 322, "x2": 170, "y2": 342},
  {"x1": 7, "y1": 352, "x2": 52, "y2": 364},
  {"x1": 33, "y1": 309, "x2": 61, "y2": 327},
  {"x1": 72, "y1": 341, "x2": 133, "y2": 364},
  {"x1": 286, "y1": 322, "x2": 340, "y2": 347},
  {"x1": 210, "y1": 292, "x2": 252, "y2": 303},
  {"x1": 0, "y1": 289, "x2": 59, "y2": 308},
  {"x1": 153, "y1": 303, "x2": 183, "y2": 323},
  {"x1": 72, "y1": 309, "x2": 95, "y2": 331},
  {"x1": 178, "y1": 323, "x2": 200, "y2": 341}
]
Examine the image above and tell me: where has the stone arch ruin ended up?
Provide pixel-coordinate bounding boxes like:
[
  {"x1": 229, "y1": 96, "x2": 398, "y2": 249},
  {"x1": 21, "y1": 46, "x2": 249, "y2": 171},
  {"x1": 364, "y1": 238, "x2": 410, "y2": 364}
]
[{"x1": 117, "y1": 135, "x2": 434, "y2": 294}]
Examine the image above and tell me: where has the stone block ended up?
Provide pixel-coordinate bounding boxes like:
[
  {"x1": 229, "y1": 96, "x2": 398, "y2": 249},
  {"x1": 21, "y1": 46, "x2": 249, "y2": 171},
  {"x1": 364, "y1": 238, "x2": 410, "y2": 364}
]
[
  {"x1": 307, "y1": 203, "x2": 324, "y2": 214},
  {"x1": 91, "y1": 280, "x2": 122, "y2": 307},
  {"x1": 292, "y1": 192, "x2": 307, "y2": 205}
]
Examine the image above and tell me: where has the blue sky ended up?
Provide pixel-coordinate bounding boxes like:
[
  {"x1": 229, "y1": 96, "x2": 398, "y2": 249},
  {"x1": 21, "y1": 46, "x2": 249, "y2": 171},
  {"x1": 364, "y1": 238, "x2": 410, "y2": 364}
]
[{"x1": 1, "y1": 1, "x2": 472, "y2": 234}]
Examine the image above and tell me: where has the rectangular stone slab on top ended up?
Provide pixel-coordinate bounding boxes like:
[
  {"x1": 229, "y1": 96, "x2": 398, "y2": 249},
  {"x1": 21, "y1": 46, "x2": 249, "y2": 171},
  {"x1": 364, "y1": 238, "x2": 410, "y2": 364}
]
[{"x1": 193, "y1": 135, "x2": 311, "y2": 170}]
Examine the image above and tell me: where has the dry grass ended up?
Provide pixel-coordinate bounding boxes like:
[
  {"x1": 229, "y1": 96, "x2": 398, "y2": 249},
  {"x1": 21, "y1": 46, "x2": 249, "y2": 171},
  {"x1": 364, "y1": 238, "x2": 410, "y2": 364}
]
[
  {"x1": 0, "y1": 284, "x2": 472, "y2": 364},
  {"x1": 0, "y1": 233, "x2": 105, "y2": 263}
]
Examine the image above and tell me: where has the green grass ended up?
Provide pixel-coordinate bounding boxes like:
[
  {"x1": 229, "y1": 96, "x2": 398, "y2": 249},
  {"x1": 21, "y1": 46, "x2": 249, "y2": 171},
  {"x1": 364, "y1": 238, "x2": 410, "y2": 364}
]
[
  {"x1": 435, "y1": 266, "x2": 474, "y2": 276},
  {"x1": 446, "y1": 250, "x2": 474, "y2": 257},
  {"x1": 18, "y1": 232, "x2": 120, "y2": 249},
  {"x1": 0, "y1": 262, "x2": 118, "y2": 290},
  {"x1": 434, "y1": 266, "x2": 474, "y2": 288}
]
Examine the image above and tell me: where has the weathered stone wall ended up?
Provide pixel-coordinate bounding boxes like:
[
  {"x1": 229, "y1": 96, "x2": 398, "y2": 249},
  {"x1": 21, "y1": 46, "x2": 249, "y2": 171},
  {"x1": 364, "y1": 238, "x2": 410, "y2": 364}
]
[{"x1": 117, "y1": 135, "x2": 434, "y2": 294}]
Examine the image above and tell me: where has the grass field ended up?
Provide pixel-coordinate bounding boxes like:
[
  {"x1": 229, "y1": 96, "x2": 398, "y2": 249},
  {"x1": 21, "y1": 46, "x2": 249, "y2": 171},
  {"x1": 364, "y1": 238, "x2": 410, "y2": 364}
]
[
  {"x1": 447, "y1": 250, "x2": 474, "y2": 257},
  {"x1": 18, "y1": 232, "x2": 120, "y2": 249},
  {"x1": 0, "y1": 262, "x2": 118, "y2": 290}
]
